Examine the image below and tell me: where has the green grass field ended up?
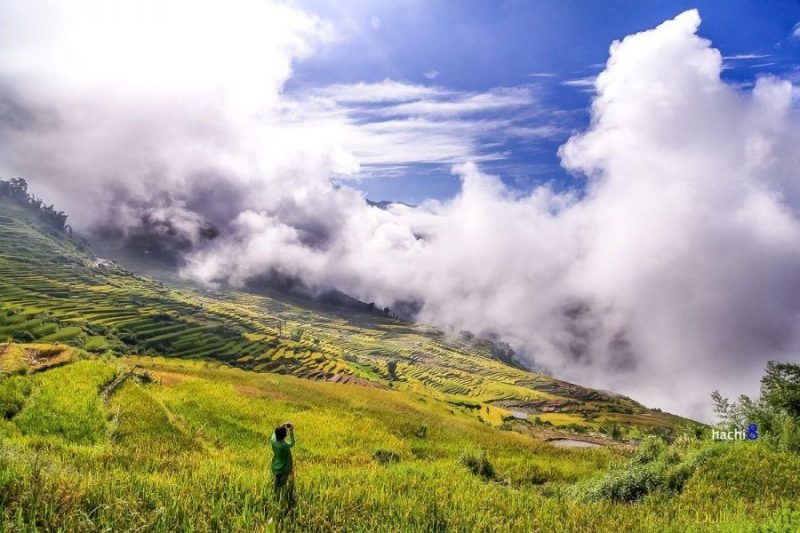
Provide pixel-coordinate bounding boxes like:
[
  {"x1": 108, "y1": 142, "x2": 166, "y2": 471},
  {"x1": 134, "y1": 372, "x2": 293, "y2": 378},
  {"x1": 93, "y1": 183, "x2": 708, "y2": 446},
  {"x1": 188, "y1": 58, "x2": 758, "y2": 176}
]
[{"x1": 0, "y1": 351, "x2": 796, "y2": 531}]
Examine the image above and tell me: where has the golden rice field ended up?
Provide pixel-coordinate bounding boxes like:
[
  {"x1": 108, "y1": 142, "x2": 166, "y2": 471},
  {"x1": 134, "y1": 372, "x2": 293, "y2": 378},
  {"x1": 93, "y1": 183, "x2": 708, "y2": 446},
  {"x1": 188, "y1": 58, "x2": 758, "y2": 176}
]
[
  {"x1": 0, "y1": 197, "x2": 690, "y2": 440},
  {"x1": 0, "y1": 349, "x2": 797, "y2": 532}
]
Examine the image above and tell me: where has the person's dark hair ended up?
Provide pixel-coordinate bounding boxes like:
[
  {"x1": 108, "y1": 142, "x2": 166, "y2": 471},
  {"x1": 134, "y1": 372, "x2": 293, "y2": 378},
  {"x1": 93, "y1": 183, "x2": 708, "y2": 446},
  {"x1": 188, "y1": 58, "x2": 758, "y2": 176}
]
[{"x1": 275, "y1": 425, "x2": 287, "y2": 441}]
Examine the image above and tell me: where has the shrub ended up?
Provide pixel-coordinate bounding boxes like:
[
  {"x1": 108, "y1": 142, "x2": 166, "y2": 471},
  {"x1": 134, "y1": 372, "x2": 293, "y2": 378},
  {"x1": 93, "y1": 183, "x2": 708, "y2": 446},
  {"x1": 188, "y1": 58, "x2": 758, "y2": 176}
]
[
  {"x1": 386, "y1": 359, "x2": 398, "y2": 381},
  {"x1": 85, "y1": 323, "x2": 108, "y2": 336},
  {"x1": 600, "y1": 421, "x2": 623, "y2": 440},
  {"x1": 583, "y1": 462, "x2": 664, "y2": 502},
  {"x1": 11, "y1": 331, "x2": 34, "y2": 343},
  {"x1": 372, "y1": 449, "x2": 401, "y2": 465},
  {"x1": 664, "y1": 461, "x2": 694, "y2": 493},
  {"x1": 778, "y1": 414, "x2": 800, "y2": 453},
  {"x1": 137, "y1": 371, "x2": 155, "y2": 384},
  {"x1": 634, "y1": 436, "x2": 665, "y2": 464},
  {"x1": 459, "y1": 449, "x2": 495, "y2": 480},
  {"x1": 119, "y1": 330, "x2": 137, "y2": 345},
  {"x1": 527, "y1": 463, "x2": 553, "y2": 485},
  {"x1": 667, "y1": 447, "x2": 718, "y2": 492},
  {"x1": 579, "y1": 440, "x2": 720, "y2": 503},
  {"x1": 0, "y1": 376, "x2": 32, "y2": 419}
]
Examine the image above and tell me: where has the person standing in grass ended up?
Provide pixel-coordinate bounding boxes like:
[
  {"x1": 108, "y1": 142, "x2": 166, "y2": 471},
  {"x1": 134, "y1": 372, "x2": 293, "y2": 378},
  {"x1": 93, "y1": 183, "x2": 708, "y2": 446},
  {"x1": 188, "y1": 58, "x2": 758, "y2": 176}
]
[{"x1": 271, "y1": 422, "x2": 296, "y2": 509}]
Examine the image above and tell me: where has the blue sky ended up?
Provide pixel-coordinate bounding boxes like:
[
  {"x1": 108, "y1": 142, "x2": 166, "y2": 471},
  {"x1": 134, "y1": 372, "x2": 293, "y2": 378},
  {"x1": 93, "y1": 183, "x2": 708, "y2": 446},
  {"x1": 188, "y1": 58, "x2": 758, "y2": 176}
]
[
  {"x1": 286, "y1": 0, "x2": 800, "y2": 204},
  {"x1": 4, "y1": 0, "x2": 800, "y2": 415}
]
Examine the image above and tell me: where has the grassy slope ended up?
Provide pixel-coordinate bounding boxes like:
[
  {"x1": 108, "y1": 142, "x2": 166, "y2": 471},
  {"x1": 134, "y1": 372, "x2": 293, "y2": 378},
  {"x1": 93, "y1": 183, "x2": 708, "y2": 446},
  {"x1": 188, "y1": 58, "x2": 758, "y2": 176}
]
[
  {"x1": 0, "y1": 198, "x2": 689, "y2": 439},
  {"x1": 0, "y1": 201, "x2": 798, "y2": 530},
  {"x1": 0, "y1": 352, "x2": 796, "y2": 532}
]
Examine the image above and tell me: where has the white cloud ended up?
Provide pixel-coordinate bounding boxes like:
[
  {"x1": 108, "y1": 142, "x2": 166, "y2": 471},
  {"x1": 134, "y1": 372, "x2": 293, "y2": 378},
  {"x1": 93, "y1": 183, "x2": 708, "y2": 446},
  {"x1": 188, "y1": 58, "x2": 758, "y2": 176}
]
[
  {"x1": 423, "y1": 70, "x2": 439, "y2": 80},
  {"x1": 370, "y1": 16, "x2": 381, "y2": 30},
  {"x1": 528, "y1": 72, "x2": 557, "y2": 77},
  {"x1": 3, "y1": 3, "x2": 799, "y2": 421},
  {"x1": 308, "y1": 80, "x2": 536, "y2": 118},
  {"x1": 722, "y1": 54, "x2": 776, "y2": 72},
  {"x1": 0, "y1": 0, "x2": 337, "y2": 228},
  {"x1": 382, "y1": 87, "x2": 534, "y2": 117},
  {"x1": 0, "y1": 0, "x2": 330, "y2": 116},
  {"x1": 561, "y1": 76, "x2": 596, "y2": 87},
  {"x1": 794, "y1": 23, "x2": 800, "y2": 38},
  {"x1": 560, "y1": 76, "x2": 597, "y2": 92},
  {"x1": 311, "y1": 79, "x2": 451, "y2": 103},
  {"x1": 504, "y1": 125, "x2": 563, "y2": 139},
  {"x1": 722, "y1": 53, "x2": 770, "y2": 60},
  {"x1": 291, "y1": 82, "x2": 548, "y2": 167},
  {"x1": 187, "y1": 9, "x2": 800, "y2": 419}
]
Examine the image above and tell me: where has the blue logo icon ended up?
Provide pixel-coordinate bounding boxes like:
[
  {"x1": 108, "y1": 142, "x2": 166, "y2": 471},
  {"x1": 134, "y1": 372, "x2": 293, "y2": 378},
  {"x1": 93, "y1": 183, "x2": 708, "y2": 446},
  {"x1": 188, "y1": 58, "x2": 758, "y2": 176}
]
[{"x1": 746, "y1": 423, "x2": 758, "y2": 440}]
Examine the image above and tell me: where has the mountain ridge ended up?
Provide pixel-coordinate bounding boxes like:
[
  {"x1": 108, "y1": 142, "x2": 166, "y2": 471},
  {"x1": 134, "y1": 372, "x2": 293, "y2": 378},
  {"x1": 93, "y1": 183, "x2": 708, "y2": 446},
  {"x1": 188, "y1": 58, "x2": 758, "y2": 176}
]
[{"x1": 0, "y1": 193, "x2": 698, "y2": 440}]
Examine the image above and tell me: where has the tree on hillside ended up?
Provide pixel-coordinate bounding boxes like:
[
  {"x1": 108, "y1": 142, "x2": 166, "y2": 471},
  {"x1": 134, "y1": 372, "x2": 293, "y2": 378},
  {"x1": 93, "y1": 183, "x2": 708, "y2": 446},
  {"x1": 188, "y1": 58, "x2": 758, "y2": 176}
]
[
  {"x1": 386, "y1": 359, "x2": 398, "y2": 381},
  {"x1": 761, "y1": 361, "x2": 800, "y2": 419},
  {"x1": 0, "y1": 177, "x2": 30, "y2": 202},
  {"x1": 712, "y1": 361, "x2": 800, "y2": 452},
  {"x1": 0, "y1": 178, "x2": 69, "y2": 231}
]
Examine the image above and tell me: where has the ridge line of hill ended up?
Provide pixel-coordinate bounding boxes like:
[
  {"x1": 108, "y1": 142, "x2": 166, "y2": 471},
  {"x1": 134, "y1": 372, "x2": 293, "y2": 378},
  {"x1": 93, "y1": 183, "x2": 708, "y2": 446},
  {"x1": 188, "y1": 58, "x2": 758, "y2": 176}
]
[{"x1": 0, "y1": 194, "x2": 701, "y2": 441}]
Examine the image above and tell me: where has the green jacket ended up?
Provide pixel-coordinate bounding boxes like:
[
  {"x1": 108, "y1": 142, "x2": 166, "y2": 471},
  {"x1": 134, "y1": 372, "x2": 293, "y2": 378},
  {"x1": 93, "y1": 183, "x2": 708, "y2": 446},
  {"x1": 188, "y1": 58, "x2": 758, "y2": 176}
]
[{"x1": 270, "y1": 431, "x2": 295, "y2": 476}]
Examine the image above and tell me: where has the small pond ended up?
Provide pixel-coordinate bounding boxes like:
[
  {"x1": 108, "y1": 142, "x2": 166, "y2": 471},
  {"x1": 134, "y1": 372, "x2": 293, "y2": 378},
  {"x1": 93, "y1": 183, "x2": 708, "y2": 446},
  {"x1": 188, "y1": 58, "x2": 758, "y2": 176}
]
[{"x1": 547, "y1": 438, "x2": 604, "y2": 448}]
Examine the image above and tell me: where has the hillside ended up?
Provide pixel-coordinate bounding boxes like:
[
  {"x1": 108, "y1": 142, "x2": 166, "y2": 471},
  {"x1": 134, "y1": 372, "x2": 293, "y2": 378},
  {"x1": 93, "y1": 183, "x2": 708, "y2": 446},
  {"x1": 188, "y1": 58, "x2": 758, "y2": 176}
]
[
  {"x1": 0, "y1": 196, "x2": 689, "y2": 440},
  {"x1": 2, "y1": 197, "x2": 800, "y2": 531},
  {"x1": 0, "y1": 344, "x2": 797, "y2": 531}
]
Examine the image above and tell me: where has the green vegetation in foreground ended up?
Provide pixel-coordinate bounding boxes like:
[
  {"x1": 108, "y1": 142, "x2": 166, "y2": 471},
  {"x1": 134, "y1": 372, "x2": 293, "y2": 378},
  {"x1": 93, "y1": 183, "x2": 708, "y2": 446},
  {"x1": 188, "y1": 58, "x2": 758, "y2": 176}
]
[
  {"x1": 712, "y1": 361, "x2": 800, "y2": 453},
  {"x1": 0, "y1": 350, "x2": 797, "y2": 532},
  {"x1": 0, "y1": 193, "x2": 694, "y2": 440}
]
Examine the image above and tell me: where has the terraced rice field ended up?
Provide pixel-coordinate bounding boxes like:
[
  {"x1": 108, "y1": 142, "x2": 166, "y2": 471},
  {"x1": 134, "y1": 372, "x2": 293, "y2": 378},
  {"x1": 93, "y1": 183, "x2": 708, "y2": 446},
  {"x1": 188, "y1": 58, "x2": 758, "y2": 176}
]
[
  {"x1": 0, "y1": 198, "x2": 692, "y2": 438},
  {"x1": 0, "y1": 350, "x2": 793, "y2": 532}
]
